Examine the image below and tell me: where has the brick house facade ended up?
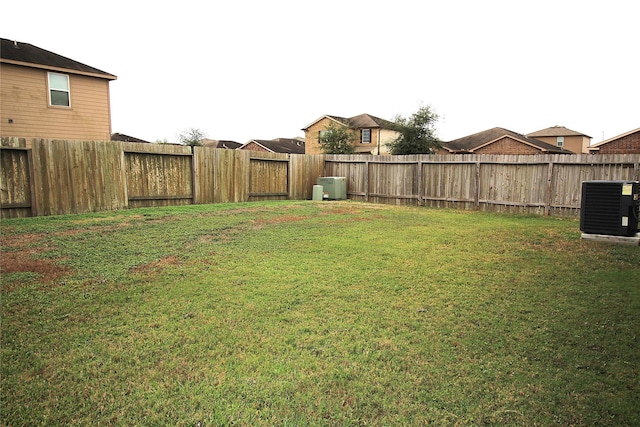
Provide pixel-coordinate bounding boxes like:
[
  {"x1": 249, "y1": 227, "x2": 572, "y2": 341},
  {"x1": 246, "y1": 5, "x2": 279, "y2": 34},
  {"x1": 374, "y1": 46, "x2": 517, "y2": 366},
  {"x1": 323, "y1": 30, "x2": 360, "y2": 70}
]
[
  {"x1": 589, "y1": 128, "x2": 640, "y2": 154},
  {"x1": 442, "y1": 127, "x2": 572, "y2": 155}
]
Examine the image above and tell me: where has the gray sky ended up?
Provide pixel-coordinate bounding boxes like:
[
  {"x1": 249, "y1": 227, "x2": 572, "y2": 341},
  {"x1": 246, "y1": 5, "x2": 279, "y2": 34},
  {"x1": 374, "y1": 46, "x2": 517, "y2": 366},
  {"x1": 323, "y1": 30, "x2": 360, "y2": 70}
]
[{"x1": 3, "y1": 0, "x2": 639, "y2": 145}]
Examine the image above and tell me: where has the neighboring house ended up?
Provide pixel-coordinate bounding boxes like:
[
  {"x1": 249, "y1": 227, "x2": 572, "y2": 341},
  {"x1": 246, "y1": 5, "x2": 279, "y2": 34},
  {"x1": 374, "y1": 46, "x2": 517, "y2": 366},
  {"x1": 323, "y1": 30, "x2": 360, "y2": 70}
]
[
  {"x1": 441, "y1": 127, "x2": 573, "y2": 155},
  {"x1": 200, "y1": 139, "x2": 243, "y2": 149},
  {"x1": 111, "y1": 133, "x2": 151, "y2": 143},
  {"x1": 588, "y1": 127, "x2": 640, "y2": 154},
  {"x1": 526, "y1": 126, "x2": 591, "y2": 154},
  {"x1": 302, "y1": 113, "x2": 399, "y2": 155},
  {"x1": 0, "y1": 38, "x2": 117, "y2": 143},
  {"x1": 239, "y1": 138, "x2": 305, "y2": 154}
]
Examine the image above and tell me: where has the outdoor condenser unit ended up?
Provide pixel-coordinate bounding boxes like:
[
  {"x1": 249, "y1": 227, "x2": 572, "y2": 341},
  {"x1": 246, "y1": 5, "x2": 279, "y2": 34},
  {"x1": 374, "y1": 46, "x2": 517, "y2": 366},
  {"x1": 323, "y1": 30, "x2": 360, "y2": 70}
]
[
  {"x1": 317, "y1": 176, "x2": 347, "y2": 200},
  {"x1": 580, "y1": 180, "x2": 640, "y2": 237}
]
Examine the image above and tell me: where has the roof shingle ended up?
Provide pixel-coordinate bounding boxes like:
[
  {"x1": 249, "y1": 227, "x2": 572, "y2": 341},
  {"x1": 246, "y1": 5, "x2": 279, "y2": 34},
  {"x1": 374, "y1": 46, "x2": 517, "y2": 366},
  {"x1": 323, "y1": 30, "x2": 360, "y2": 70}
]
[
  {"x1": 1, "y1": 38, "x2": 116, "y2": 79},
  {"x1": 444, "y1": 127, "x2": 572, "y2": 154}
]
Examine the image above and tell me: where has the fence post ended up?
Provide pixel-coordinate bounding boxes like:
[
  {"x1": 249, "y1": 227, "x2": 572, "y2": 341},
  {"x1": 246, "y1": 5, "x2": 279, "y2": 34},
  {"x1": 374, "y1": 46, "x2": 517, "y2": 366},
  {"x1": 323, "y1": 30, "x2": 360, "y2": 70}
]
[
  {"x1": 417, "y1": 159, "x2": 423, "y2": 206},
  {"x1": 191, "y1": 146, "x2": 197, "y2": 204},
  {"x1": 474, "y1": 160, "x2": 481, "y2": 210},
  {"x1": 287, "y1": 154, "x2": 292, "y2": 200},
  {"x1": 545, "y1": 159, "x2": 554, "y2": 216},
  {"x1": 365, "y1": 159, "x2": 370, "y2": 202}
]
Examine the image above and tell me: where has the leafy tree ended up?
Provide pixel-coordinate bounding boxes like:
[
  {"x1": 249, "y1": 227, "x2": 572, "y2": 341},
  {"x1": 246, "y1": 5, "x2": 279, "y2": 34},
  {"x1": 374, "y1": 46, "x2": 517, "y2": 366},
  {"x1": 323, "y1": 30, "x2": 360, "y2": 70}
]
[
  {"x1": 319, "y1": 122, "x2": 356, "y2": 154},
  {"x1": 178, "y1": 128, "x2": 206, "y2": 147},
  {"x1": 386, "y1": 106, "x2": 441, "y2": 155}
]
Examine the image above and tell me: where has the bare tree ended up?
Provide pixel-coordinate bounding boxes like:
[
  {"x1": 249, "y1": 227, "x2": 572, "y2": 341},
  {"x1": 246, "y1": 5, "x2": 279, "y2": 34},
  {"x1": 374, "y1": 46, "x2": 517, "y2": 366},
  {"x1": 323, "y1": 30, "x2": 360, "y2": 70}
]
[{"x1": 178, "y1": 128, "x2": 206, "y2": 147}]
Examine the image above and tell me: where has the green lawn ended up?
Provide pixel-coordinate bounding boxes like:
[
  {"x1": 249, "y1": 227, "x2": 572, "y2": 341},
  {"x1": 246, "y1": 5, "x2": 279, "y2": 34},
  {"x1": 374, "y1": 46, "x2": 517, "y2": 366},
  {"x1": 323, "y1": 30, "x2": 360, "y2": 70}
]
[{"x1": 1, "y1": 201, "x2": 639, "y2": 426}]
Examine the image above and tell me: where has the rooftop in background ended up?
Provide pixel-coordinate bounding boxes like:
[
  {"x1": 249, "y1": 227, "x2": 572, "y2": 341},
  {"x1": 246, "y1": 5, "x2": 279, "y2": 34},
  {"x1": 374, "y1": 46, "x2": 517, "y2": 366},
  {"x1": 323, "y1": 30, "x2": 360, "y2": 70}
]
[
  {"x1": 241, "y1": 138, "x2": 305, "y2": 154},
  {"x1": 201, "y1": 139, "x2": 243, "y2": 149},
  {"x1": 302, "y1": 113, "x2": 396, "y2": 131},
  {"x1": 444, "y1": 127, "x2": 572, "y2": 154},
  {"x1": 111, "y1": 133, "x2": 151, "y2": 143},
  {"x1": 526, "y1": 125, "x2": 591, "y2": 138}
]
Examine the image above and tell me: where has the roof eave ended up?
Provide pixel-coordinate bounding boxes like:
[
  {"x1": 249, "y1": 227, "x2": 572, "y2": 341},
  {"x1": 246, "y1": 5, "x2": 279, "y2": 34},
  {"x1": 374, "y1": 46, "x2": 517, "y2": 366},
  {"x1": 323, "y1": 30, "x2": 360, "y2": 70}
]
[
  {"x1": 0, "y1": 58, "x2": 117, "y2": 80},
  {"x1": 590, "y1": 127, "x2": 640, "y2": 148}
]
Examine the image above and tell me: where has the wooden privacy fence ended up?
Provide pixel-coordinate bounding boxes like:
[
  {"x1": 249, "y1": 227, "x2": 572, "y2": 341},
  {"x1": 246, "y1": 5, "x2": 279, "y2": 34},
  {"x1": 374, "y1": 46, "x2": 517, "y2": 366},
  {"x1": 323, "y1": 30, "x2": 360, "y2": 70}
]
[
  {"x1": 0, "y1": 138, "x2": 325, "y2": 218},
  {"x1": 1, "y1": 137, "x2": 639, "y2": 218},
  {"x1": 325, "y1": 154, "x2": 640, "y2": 216}
]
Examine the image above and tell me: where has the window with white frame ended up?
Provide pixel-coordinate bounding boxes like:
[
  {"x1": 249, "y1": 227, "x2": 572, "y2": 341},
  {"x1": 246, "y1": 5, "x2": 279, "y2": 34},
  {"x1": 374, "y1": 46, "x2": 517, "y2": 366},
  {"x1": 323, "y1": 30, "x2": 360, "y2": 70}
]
[
  {"x1": 361, "y1": 129, "x2": 371, "y2": 144},
  {"x1": 556, "y1": 136, "x2": 564, "y2": 147},
  {"x1": 48, "y1": 72, "x2": 70, "y2": 107}
]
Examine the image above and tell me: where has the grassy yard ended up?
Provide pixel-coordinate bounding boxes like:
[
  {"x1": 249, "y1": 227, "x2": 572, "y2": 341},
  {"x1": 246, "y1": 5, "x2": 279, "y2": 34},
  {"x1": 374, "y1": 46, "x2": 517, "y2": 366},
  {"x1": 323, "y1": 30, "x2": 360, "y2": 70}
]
[{"x1": 1, "y1": 201, "x2": 639, "y2": 426}]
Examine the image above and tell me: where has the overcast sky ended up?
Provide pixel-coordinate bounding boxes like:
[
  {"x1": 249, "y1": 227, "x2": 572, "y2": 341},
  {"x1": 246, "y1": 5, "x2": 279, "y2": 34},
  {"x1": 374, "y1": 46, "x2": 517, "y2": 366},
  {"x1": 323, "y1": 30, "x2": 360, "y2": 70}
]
[{"x1": 3, "y1": 0, "x2": 639, "y2": 145}]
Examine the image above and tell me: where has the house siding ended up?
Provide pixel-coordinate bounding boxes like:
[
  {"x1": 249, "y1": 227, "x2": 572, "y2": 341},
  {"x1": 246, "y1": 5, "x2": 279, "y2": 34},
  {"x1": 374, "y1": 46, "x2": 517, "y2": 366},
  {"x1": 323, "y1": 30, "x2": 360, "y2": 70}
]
[
  {"x1": 305, "y1": 117, "x2": 340, "y2": 155},
  {"x1": 533, "y1": 135, "x2": 590, "y2": 154},
  {"x1": 593, "y1": 130, "x2": 640, "y2": 154},
  {"x1": 0, "y1": 63, "x2": 112, "y2": 144},
  {"x1": 474, "y1": 137, "x2": 541, "y2": 155}
]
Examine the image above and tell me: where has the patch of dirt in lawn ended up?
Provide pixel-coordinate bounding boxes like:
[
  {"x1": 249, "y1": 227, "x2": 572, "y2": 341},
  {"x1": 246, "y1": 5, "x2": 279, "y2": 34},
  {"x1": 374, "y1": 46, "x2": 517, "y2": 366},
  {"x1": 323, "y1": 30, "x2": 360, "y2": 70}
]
[
  {"x1": 130, "y1": 256, "x2": 181, "y2": 275},
  {"x1": 1, "y1": 234, "x2": 70, "y2": 292},
  {"x1": 259, "y1": 215, "x2": 308, "y2": 224}
]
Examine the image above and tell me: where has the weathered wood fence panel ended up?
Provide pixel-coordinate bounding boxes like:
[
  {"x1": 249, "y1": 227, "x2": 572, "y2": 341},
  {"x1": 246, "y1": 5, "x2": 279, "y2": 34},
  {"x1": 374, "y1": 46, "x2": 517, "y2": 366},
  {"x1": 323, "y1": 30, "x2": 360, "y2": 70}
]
[
  {"x1": 28, "y1": 139, "x2": 127, "y2": 216},
  {"x1": 324, "y1": 156, "x2": 369, "y2": 202},
  {"x1": 249, "y1": 152, "x2": 290, "y2": 201},
  {"x1": 0, "y1": 138, "x2": 32, "y2": 218},
  {"x1": 290, "y1": 154, "x2": 326, "y2": 200},
  {"x1": 2, "y1": 138, "x2": 639, "y2": 219},
  {"x1": 326, "y1": 153, "x2": 640, "y2": 216},
  {"x1": 123, "y1": 142, "x2": 193, "y2": 208},
  {"x1": 422, "y1": 160, "x2": 477, "y2": 211},
  {"x1": 369, "y1": 156, "x2": 419, "y2": 205}
]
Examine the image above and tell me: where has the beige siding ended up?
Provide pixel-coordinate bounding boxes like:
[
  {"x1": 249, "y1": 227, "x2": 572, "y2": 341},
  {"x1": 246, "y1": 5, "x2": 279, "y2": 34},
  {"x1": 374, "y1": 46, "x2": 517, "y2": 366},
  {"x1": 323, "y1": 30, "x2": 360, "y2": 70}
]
[
  {"x1": 0, "y1": 63, "x2": 112, "y2": 142},
  {"x1": 305, "y1": 117, "x2": 338, "y2": 155},
  {"x1": 533, "y1": 135, "x2": 590, "y2": 154},
  {"x1": 377, "y1": 129, "x2": 397, "y2": 154}
]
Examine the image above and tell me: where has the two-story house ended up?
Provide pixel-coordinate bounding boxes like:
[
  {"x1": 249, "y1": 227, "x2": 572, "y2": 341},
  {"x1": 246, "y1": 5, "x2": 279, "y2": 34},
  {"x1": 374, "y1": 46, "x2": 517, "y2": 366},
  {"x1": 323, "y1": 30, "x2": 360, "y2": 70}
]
[
  {"x1": 526, "y1": 126, "x2": 591, "y2": 154},
  {"x1": 0, "y1": 38, "x2": 117, "y2": 144},
  {"x1": 302, "y1": 113, "x2": 398, "y2": 155}
]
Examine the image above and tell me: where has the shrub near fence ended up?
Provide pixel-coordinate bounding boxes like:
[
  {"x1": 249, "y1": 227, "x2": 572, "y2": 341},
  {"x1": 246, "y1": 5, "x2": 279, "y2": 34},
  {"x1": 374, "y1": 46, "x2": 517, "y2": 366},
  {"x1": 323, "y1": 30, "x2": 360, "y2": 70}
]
[{"x1": 1, "y1": 137, "x2": 639, "y2": 218}]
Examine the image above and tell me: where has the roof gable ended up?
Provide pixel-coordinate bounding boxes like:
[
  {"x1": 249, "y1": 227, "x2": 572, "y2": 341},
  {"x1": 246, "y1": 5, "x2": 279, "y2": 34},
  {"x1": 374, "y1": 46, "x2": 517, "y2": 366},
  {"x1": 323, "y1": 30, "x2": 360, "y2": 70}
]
[
  {"x1": 347, "y1": 113, "x2": 396, "y2": 129},
  {"x1": 590, "y1": 127, "x2": 640, "y2": 148},
  {"x1": 527, "y1": 125, "x2": 591, "y2": 138},
  {"x1": 302, "y1": 113, "x2": 395, "y2": 131},
  {"x1": 1, "y1": 38, "x2": 116, "y2": 80},
  {"x1": 242, "y1": 138, "x2": 305, "y2": 154},
  {"x1": 445, "y1": 127, "x2": 572, "y2": 154}
]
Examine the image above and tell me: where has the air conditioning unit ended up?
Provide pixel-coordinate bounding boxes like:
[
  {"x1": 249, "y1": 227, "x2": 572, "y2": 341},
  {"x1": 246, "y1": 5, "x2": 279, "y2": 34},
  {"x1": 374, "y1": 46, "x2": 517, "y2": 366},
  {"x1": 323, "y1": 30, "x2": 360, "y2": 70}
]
[
  {"x1": 580, "y1": 180, "x2": 639, "y2": 236},
  {"x1": 317, "y1": 177, "x2": 347, "y2": 200}
]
